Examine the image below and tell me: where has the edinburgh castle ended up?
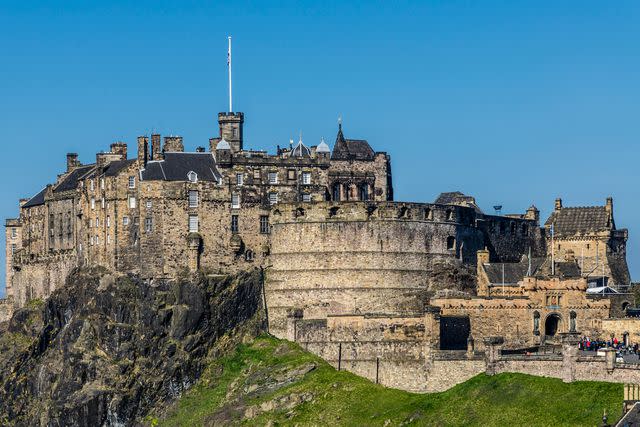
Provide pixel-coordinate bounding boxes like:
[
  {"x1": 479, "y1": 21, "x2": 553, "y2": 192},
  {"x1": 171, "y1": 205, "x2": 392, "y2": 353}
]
[{"x1": 3, "y1": 110, "x2": 638, "y2": 392}]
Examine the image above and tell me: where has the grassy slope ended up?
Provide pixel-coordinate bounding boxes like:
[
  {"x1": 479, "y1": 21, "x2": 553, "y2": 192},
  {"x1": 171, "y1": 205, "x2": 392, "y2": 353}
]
[{"x1": 157, "y1": 335, "x2": 622, "y2": 426}]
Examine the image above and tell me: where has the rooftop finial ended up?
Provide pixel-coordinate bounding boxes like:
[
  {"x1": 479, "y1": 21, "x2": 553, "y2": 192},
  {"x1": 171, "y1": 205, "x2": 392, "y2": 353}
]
[
  {"x1": 338, "y1": 115, "x2": 342, "y2": 130},
  {"x1": 227, "y1": 36, "x2": 233, "y2": 113}
]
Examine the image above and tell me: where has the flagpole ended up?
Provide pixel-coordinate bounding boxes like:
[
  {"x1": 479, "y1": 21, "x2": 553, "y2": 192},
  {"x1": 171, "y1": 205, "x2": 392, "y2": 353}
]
[
  {"x1": 228, "y1": 36, "x2": 233, "y2": 113},
  {"x1": 551, "y1": 222, "x2": 555, "y2": 276}
]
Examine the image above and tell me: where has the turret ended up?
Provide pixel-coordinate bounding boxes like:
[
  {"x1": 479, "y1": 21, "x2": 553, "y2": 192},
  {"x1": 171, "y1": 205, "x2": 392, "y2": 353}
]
[{"x1": 218, "y1": 112, "x2": 244, "y2": 152}]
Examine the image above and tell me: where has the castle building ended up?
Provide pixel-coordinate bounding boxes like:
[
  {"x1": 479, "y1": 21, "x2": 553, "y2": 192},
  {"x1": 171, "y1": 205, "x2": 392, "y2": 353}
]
[{"x1": 4, "y1": 112, "x2": 391, "y2": 309}]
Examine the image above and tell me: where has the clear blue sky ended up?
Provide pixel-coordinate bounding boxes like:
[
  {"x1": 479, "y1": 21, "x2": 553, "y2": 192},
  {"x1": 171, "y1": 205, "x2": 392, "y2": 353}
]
[{"x1": 1, "y1": 1, "x2": 639, "y2": 296}]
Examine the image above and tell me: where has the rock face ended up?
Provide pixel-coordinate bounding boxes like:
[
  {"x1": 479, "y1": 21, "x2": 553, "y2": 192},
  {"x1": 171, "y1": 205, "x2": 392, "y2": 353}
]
[{"x1": 0, "y1": 267, "x2": 266, "y2": 426}]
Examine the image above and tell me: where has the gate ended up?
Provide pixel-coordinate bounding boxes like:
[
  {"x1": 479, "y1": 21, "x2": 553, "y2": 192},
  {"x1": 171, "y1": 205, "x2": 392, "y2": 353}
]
[{"x1": 440, "y1": 316, "x2": 471, "y2": 350}]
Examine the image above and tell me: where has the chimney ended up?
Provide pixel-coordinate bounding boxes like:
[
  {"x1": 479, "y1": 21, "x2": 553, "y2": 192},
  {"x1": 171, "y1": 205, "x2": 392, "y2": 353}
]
[
  {"x1": 137, "y1": 136, "x2": 149, "y2": 165},
  {"x1": 554, "y1": 198, "x2": 562, "y2": 211},
  {"x1": 605, "y1": 197, "x2": 613, "y2": 214},
  {"x1": 66, "y1": 153, "x2": 80, "y2": 172},
  {"x1": 163, "y1": 136, "x2": 184, "y2": 153},
  {"x1": 110, "y1": 142, "x2": 128, "y2": 160},
  {"x1": 151, "y1": 134, "x2": 161, "y2": 160}
]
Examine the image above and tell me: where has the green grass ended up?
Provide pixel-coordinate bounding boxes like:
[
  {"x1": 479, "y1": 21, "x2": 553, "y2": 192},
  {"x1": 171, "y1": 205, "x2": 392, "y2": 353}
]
[{"x1": 157, "y1": 335, "x2": 622, "y2": 426}]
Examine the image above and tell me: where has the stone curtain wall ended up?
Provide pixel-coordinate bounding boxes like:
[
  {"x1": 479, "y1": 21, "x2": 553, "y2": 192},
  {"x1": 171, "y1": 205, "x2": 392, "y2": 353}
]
[
  {"x1": 266, "y1": 201, "x2": 485, "y2": 337},
  {"x1": 11, "y1": 253, "x2": 77, "y2": 307}
]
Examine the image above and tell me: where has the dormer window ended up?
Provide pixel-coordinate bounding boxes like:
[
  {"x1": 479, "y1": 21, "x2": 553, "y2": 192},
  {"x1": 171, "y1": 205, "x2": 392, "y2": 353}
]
[{"x1": 187, "y1": 171, "x2": 198, "y2": 183}]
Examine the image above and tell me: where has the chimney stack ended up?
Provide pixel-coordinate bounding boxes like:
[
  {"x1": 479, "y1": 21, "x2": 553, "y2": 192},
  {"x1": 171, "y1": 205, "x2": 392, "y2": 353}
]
[
  {"x1": 163, "y1": 136, "x2": 184, "y2": 153},
  {"x1": 151, "y1": 134, "x2": 161, "y2": 160},
  {"x1": 555, "y1": 198, "x2": 563, "y2": 211},
  {"x1": 137, "y1": 136, "x2": 149, "y2": 165},
  {"x1": 110, "y1": 142, "x2": 128, "y2": 160},
  {"x1": 66, "y1": 153, "x2": 80, "y2": 172}
]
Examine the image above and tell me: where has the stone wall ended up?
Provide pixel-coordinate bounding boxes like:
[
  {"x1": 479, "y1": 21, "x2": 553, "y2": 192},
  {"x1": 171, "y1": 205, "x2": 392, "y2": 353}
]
[
  {"x1": 11, "y1": 253, "x2": 77, "y2": 307},
  {"x1": 266, "y1": 201, "x2": 486, "y2": 338}
]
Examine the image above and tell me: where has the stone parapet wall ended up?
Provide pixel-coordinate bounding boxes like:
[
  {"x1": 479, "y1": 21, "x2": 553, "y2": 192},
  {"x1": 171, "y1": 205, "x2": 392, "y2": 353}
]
[{"x1": 11, "y1": 253, "x2": 77, "y2": 307}]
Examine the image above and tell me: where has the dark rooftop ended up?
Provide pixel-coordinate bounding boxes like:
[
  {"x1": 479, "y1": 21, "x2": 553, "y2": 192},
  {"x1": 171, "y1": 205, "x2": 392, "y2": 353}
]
[
  {"x1": 54, "y1": 165, "x2": 94, "y2": 193},
  {"x1": 331, "y1": 125, "x2": 375, "y2": 161},
  {"x1": 141, "y1": 152, "x2": 221, "y2": 182},
  {"x1": 22, "y1": 187, "x2": 47, "y2": 208}
]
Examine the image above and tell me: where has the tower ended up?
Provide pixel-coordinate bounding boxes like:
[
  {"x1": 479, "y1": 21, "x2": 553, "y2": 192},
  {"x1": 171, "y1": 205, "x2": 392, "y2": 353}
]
[{"x1": 218, "y1": 112, "x2": 244, "y2": 152}]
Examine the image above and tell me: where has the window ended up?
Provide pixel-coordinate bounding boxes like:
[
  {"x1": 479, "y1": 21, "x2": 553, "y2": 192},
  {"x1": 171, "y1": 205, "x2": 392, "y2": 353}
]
[
  {"x1": 253, "y1": 169, "x2": 261, "y2": 180},
  {"x1": 100, "y1": 178, "x2": 105, "y2": 190},
  {"x1": 91, "y1": 198, "x2": 96, "y2": 210},
  {"x1": 232, "y1": 193, "x2": 240, "y2": 209},
  {"x1": 260, "y1": 215, "x2": 270, "y2": 234},
  {"x1": 145, "y1": 217, "x2": 153, "y2": 232},
  {"x1": 287, "y1": 169, "x2": 296, "y2": 180},
  {"x1": 129, "y1": 196, "x2": 136, "y2": 209},
  {"x1": 446, "y1": 209, "x2": 454, "y2": 221},
  {"x1": 11, "y1": 228, "x2": 16, "y2": 238},
  {"x1": 236, "y1": 173, "x2": 243, "y2": 186},
  {"x1": 96, "y1": 235, "x2": 99, "y2": 245},
  {"x1": 107, "y1": 235, "x2": 111, "y2": 244},
  {"x1": 11, "y1": 244, "x2": 16, "y2": 255},
  {"x1": 107, "y1": 216, "x2": 111, "y2": 228},
  {"x1": 359, "y1": 184, "x2": 369, "y2": 201},
  {"x1": 231, "y1": 215, "x2": 239, "y2": 233},
  {"x1": 446, "y1": 236, "x2": 456, "y2": 250},
  {"x1": 95, "y1": 218, "x2": 99, "y2": 227},
  {"x1": 302, "y1": 172, "x2": 311, "y2": 185},
  {"x1": 128, "y1": 176, "x2": 135, "y2": 189},
  {"x1": 101, "y1": 197, "x2": 105, "y2": 209},
  {"x1": 90, "y1": 236, "x2": 94, "y2": 246},
  {"x1": 269, "y1": 192, "x2": 278, "y2": 205},
  {"x1": 245, "y1": 250, "x2": 254, "y2": 261},
  {"x1": 146, "y1": 200, "x2": 152, "y2": 209},
  {"x1": 134, "y1": 217, "x2": 139, "y2": 226},
  {"x1": 332, "y1": 183, "x2": 341, "y2": 201},
  {"x1": 189, "y1": 215, "x2": 199, "y2": 232},
  {"x1": 123, "y1": 216, "x2": 129, "y2": 226},
  {"x1": 302, "y1": 193, "x2": 311, "y2": 202},
  {"x1": 90, "y1": 180, "x2": 95, "y2": 191},
  {"x1": 189, "y1": 190, "x2": 199, "y2": 208},
  {"x1": 233, "y1": 127, "x2": 239, "y2": 138},
  {"x1": 187, "y1": 171, "x2": 198, "y2": 183},
  {"x1": 268, "y1": 172, "x2": 278, "y2": 184}
]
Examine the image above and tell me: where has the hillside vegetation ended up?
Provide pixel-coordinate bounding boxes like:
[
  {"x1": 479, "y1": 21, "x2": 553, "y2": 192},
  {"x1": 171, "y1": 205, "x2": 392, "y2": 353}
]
[{"x1": 156, "y1": 335, "x2": 622, "y2": 426}]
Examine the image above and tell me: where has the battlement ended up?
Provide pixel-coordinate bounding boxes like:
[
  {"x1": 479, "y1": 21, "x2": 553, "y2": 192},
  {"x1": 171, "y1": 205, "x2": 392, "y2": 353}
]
[{"x1": 270, "y1": 201, "x2": 479, "y2": 226}]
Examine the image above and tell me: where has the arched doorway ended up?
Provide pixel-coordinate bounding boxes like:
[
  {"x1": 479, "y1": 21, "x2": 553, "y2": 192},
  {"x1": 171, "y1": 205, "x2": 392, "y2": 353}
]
[{"x1": 545, "y1": 314, "x2": 562, "y2": 337}]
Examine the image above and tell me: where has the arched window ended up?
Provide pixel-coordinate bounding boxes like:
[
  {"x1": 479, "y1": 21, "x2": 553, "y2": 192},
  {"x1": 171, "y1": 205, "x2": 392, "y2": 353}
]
[
  {"x1": 245, "y1": 250, "x2": 254, "y2": 262},
  {"x1": 332, "y1": 183, "x2": 341, "y2": 201},
  {"x1": 446, "y1": 236, "x2": 456, "y2": 250}
]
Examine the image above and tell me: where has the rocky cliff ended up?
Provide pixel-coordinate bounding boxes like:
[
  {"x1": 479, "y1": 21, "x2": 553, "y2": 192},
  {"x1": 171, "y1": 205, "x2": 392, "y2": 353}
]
[{"x1": 0, "y1": 267, "x2": 266, "y2": 426}]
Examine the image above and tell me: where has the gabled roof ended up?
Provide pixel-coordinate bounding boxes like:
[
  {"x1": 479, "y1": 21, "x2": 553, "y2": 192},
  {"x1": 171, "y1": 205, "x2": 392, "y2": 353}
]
[
  {"x1": 104, "y1": 159, "x2": 136, "y2": 177},
  {"x1": 22, "y1": 187, "x2": 47, "y2": 208},
  {"x1": 484, "y1": 257, "x2": 545, "y2": 285},
  {"x1": 545, "y1": 206, "x2": 612, "y2": 236},
  {"x1": 54, "y1": 165, "x2": 94, "y2": 193},
  {"x1": 141, "y1": 152, "x2": 222, "y2": 182},
  {"x1": 331, "y1": 125, "x2": 375, "y2": 161}
]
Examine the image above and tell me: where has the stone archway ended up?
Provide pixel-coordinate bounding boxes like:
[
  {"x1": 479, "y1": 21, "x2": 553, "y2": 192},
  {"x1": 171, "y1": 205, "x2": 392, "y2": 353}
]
[{"x1": 545, "y1": 313, "x2": 562, "y2": 337}]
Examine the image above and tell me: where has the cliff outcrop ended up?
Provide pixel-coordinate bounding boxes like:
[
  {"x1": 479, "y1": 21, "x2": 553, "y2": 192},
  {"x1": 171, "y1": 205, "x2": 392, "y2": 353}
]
[{"x1": 0, "y1": 267, "x2": 266, "y2": 426}]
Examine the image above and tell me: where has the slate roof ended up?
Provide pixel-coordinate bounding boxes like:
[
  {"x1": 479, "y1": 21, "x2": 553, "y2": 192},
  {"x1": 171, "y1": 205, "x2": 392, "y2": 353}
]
[
  {"x1": 22, "y1": 187, "x2": 47, "y2": 208},
  {"x1": 545, "y1": 206, "x2": 612, "y2": 236},
  {"x1": 53, "y1": 165, "x2": 94, "y2": 193},
  {"x1": 484, "y1": 257, "x2": 545, "y2": 285},
  {"x1": 331, "y1": 125, "x2": 375, "y2": 161},
  {"x1": 104, "y1": 159, "x2": 136, "y2": 177},
  {"x1": 434, "y1": 191, "x2": 483, "y2": 214},
  {"x1": 141, "y1": 152, "x2": 222, "y2": 182}
]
